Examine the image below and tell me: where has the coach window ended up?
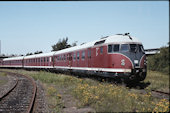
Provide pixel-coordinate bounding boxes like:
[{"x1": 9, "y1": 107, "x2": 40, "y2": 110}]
[
  {"x1": 77, "y1": 52, "x2": 79, "y2": 60},
  {"x1": 62, "y1": 55, "x2": 64, "y2": 60},
  {"x1": 73, "y1": 53, "x2": 76, "y2": 60},
  {"x1": 121, "y1": 44, "x2": 129, "y2": 52},
  {"x1": 113, "y1": 44, "x2": 120, "y2": 52},
  {"x1": 47, "y1": 57, "x2": 49, "y2": 62},
  {"x1": 100, "y1": 46, "x2": 103, "y2": 54},
  {"x1": 64, "y1": 55, "x2": 66, "y2": 60},
  {"x1": 56, "y1": 57, "x2": 58, "y2": 62},
  {"x1": 108, "y1": 45, "x2": 112, "y2": 53},
  {"x1": 82, "y1": 51, "x2": 85, "y2": 60},
  {"x1": 55, "y1": 57, "x2": 57, "y2": 62}
]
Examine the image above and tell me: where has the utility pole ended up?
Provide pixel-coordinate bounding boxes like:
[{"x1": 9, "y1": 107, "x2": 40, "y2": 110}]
[{"x1": 0, "y1": 40, "x2": 1, "y2": 56}]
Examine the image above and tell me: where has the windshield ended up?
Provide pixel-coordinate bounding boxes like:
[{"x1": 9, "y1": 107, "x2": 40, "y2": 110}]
[
  {"x1": 121, "y1": 44, "x2": 129, "y2": 52},
  {"x1": 139, "y1": 44, "x2": 145, "y2": 53},
  {"x1": 108, "y1": 44, "x2": 145, "y2": 53},
  {"x1": 130, "y1": 44, "x2": 137, "y2": 52}
]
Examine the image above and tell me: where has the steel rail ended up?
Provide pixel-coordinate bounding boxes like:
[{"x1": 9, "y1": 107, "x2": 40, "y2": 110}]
[{"x1": 151, "y1": 89, "x2": 170, "y2": 96}]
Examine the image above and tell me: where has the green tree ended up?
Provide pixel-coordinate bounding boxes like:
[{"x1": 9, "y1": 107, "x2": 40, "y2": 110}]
[
  {"x1": 34, "y1": 51, "x2": 43, "y2": 54},
  {"x1": 51, "y1": 37, "x2": 77, "y2": 51},
  {"x1": 26, "y1": 53, "x2": 33, "y2": 56}
]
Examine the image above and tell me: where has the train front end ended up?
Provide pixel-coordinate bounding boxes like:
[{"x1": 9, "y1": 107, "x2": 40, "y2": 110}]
[{"x1": 106, "y1": 34, "x2": 147, "y2": 82}]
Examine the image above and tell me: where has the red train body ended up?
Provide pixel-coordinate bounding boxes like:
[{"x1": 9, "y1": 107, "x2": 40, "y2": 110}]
[{"x1": 0, "y1": 33, "x2": 147, "y2": 82}]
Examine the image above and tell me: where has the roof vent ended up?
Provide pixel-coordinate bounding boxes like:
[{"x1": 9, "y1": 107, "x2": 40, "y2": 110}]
[
  {"x1": 94, "y1": 40, "x2": 105, "y2": 45},
  {"x1": 81, "y1": 42, "x2": 86, "y2": 45},
  {"x1": 116, "y1": 34, "x2": 123, "y2": 35}
]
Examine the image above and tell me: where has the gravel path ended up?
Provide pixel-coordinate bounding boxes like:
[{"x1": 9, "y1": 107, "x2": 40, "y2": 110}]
[{"x1": 32, "y1": 80, "x2": 49, "y2": 113}]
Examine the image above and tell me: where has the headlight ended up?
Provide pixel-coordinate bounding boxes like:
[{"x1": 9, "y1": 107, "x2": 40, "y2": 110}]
[{"x1": 134, "y1": 60, "x2": 138, "y2": 64}]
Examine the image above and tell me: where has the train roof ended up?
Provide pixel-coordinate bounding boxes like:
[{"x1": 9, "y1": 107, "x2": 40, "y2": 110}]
[
  {"x1": 105, "y1": 34, "x2": 141, "y2": 44},
  {"x1": 24, "y1": 51, "x2": 55, "y2": 59},
  {"x1": 3, "y1": 56, "x2": 24, "y2": 61},
  {"x1": 53, "y1": 34, "x2": 141, "y2": 55},
  {"x1": 3, "y1": 34, "x2": 142, "y2": 60}
]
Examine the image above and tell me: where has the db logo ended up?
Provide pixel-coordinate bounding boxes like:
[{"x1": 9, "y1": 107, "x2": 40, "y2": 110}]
[
  {"x1": 96, "y1": 48, "x2": 99, "y2": 56},
  {"x1": 121, "y1": 59, "x2": 125, "y2": 66}
]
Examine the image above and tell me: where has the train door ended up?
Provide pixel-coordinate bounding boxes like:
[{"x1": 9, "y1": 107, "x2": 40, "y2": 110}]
[
  {"x1": 88, "y1": 48, "x2": 91, "y2": 67},
  {"x1": 22, "y1": 58, "x2": 24, "y2": 68},
  {"x1": 68, "y1": 53, "x2": 72, "y2": 67},
  {"x1": 50, "y1": 56, "x2": 54, "y2": 67}
]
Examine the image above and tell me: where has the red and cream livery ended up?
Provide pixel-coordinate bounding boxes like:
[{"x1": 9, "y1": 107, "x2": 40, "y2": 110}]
[{"x1": 0, "y1": 33, "x2": 147, "y2": 82}]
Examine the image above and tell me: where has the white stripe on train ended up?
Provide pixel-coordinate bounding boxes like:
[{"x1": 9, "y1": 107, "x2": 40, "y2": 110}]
[{"x1": 0, "y1": 65, "x2": 131, "y2": 73}]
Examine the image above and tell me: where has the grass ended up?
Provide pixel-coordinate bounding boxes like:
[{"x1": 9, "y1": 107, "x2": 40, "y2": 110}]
[
  {"x1": 0, "y1": 69, "x2": 169, "y2": 112},
  {"x1": 144, "y1": 70, "x2": 169, "y2": 92},
  {"x1": 0, "y1": 72, "x2": 8, "y2": 86},
  {"x1": 45, "y1": 84, "x2": 64, "y2": 113},
  {"x1": 0, "y1": 72, "x2": 7, "y2": 76}
]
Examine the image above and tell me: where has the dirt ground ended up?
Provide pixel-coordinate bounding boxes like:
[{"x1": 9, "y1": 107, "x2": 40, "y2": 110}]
[{"x1": 58, "y1": 88, "x2": 95, "y2": 113}]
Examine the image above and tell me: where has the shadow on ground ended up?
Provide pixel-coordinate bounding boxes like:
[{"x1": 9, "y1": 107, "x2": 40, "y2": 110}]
[{"x1": 74, "y1": 73, "x2": 151, "y2": 90}]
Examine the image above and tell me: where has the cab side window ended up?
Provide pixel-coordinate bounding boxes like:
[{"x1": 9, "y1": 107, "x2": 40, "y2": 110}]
[
  {"x1": 108, "y1": 45, "x2": 112, "y2": 53},
  {"x1": 113, "y1": 44, "x2": 120, "y2": 52},
  {"x1": 100, "y1": 46, "x2": 103, "y2": 54}
]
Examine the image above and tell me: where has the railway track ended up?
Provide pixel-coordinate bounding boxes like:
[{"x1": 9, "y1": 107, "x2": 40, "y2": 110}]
[
  {"x1": 151, "y1": 89, "x2": 169, "y2": 95},
  {"x1": 151, "y1": 89, "x2": 170, "y2": 99},
  {"x1": 0, "y1": 71, "x2": 37, "y2": 113}
]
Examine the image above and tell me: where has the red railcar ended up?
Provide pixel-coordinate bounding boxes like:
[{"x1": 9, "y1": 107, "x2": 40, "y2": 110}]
[
  {"x1": 1, "y1": 33, "x2": 147, "y2": 82},
  {"x1": 2, "y1": 56, "x2": 24, "y2": 68}
]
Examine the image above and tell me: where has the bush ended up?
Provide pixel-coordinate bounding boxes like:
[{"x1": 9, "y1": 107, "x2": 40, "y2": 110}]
[{"x1": 147, "y1": 44, "x2": 169, "y2": 75}]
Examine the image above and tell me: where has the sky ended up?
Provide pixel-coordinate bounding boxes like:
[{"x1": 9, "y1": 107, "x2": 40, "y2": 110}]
[{"x1": 0, "y1": 1, "x2": 169, "y2": 55}]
